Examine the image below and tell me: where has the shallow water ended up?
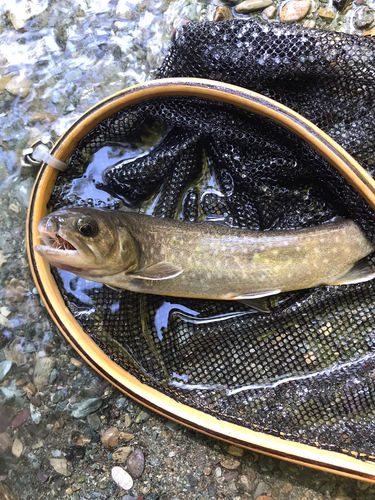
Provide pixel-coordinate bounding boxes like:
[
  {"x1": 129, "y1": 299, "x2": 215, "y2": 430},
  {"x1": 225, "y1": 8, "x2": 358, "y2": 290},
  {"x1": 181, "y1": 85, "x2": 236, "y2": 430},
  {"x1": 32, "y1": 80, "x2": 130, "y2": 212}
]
[{"x1": 1, "y1": 0, "x2": 375, "y2": 498}]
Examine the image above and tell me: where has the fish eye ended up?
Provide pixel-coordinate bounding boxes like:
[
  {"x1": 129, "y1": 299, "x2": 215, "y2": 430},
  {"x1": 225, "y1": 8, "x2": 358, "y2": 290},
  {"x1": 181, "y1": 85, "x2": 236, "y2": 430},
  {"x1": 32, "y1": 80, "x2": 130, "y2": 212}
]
[{"x1": 77, "y1": 217, "x2": 98, "y2": 237}]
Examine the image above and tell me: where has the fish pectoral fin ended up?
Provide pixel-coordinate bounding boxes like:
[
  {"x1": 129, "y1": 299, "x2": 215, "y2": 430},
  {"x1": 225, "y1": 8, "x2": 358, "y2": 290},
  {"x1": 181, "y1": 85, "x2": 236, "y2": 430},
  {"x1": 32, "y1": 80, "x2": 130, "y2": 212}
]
[
  {"x1": 128, "y1": 262, "x2": 183, "y2": 281},
  {"x1": 106, "y1": 284, "x2": 122, "y2": 291},
  {"x1": 234, "y1": 290, "x2": 281, "y2": 313},
  {"x1": 327, "y1": 258, "x2": 375, "y2": 286}
]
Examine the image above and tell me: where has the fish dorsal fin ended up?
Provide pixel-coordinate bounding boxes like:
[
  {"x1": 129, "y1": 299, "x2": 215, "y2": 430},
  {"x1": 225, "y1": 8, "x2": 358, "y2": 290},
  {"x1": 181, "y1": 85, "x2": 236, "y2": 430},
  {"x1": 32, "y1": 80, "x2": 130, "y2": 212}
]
[
  {"x1": 128, "y1": 262, "x2": 183, "y2": 281},
  {"x1": 327, "y1": 258, "x2": 375, "y2": 286}
]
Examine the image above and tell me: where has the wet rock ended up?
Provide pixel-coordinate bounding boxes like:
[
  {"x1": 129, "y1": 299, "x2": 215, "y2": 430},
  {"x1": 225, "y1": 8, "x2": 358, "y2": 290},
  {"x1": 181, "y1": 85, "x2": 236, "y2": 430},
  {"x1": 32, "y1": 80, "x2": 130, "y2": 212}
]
[
  {"x1": 318, "y1": 8, "x2": 336, "y2": 19},
  {"x1": 101, "y1": 427, "x2": 119, "y2": 450},
  {"x1": 116, "y1": 0, "x2": 144, "y2": 20},
  {"x1": 11, "y1": 438, "x2": 23, "y2": 457},
  {"x1": 112, "y1": 446, "x2": 132, "y2": 463},
  {"x1": 65, "y1": 445, "x2": 85, "y2": 461},
  {"x1": 303, "y1": 19, "x2": 316, "y2": 27},
  {"x1": 280, "y1": 0, "x2": 310, "y2": 22},
  {"x1": 49, "y1": 368, "x2": 59, "y2": 384},
  {"x1": 23, "y1": 382, "x2": 37, "y2": 398},
  {"x1": 37, "y1": 471, "x2": 49, "y2": 483},
  {"x1": 0, "y1": 433, "x2": 12, "y2": 451},
  {"x1": 235, "y1": 0, "x2": 273, "y2": 13},
  {"x1": 27, "y1": 452, "x2": 40, "y2": 469},
  {"x1": 33, "y1": 357, "x2": 54, "y2": 389},
  {"x1": 224, "y1": 470, "x2": 239, "y2": 481},
  {"x1": 254, "y1": 482, "x2": 269, "y2": 498},
  {"x1": 6, "y1": 0, "x2": 48, "y2": 29},
  {"x1": 126, "y1": 448, "x2": 145, "y2": 478},
  {"x1": 255, "y1": 496, "x2": 273, "y2": 500},
  {"x1": 220, "y1": 457, "x2": 241, "y2": 470},
  {"x1": 228, "y1": 445, "x2": 244, "y2": 457},
  {"x1": 0, "y1": 361, "x2": 12, "y2": 382},
  {"x1": 111, "y1": 466, "x2": 133, "y2": 490},
  {"x1": 0, "y1": 483, "x2": 17, "y2": 500},
  {"x1": 5, "y1": 75, "x2": 32, "y2": 99},
  {"x1": 87, "y1": 412, "x2": 101, "y2": 430},
  {"x1": 135, "y1": 410, "x2": 150, "y2": 423},
  {"x1": 30, "y1": 403, "x2": 41, "y2": 424},
  {"x1": 119, "y1": 432, "x2": 134, "y2": 442},
  {"x1": 50, "y1": 458, "x2": 71, "y2": 476},
  {"x1": 11, "y1": 407, "x2": 30, "y2": 428},
  {"x1": 262, "y1": 5, "x2": 277, "y2": 18},
  {"x1": 214, "y1": 5, "x2": 232, "y2": 21},
  {"x1": 4, "y1": 338, "x2": 26, "y2": 365},
  {"x1": 71, "y1": 398, "x2": 102, "y2": 418},
  {"x1": 333, "y1": 0, "x2": 348, "y2": 10},
  {"x1": 354, "y1": 6, "x2": 374, "y2": 29}
]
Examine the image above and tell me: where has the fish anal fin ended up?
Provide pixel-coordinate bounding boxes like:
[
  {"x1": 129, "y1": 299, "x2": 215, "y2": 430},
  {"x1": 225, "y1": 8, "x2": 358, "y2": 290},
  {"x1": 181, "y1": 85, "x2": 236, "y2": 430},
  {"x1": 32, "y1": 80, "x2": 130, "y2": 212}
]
[
  {"x1": 328, "y1": 258, "x2": 375, "y2": 286},
  {"x1": 234, "y1": 290, "x2": 281, "y2": 300},
  {"x1": 234, "y1": 290, "x2": 281, "y2": 313},
  {"x1": 128, "y1": 262, "x2": 183, "y2": 281}
]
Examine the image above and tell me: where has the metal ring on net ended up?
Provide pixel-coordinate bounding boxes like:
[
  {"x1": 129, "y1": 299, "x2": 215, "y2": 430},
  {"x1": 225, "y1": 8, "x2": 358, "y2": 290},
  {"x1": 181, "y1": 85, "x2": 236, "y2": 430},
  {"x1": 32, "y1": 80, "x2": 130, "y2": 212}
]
[{"x1": 26, "y1": 78, "x2": 375, "y2": 482}]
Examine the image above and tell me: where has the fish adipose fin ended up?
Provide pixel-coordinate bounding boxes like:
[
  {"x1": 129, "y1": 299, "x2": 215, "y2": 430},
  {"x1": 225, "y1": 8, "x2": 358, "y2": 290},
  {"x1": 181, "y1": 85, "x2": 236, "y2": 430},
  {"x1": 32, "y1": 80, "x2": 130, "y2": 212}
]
[
  {"x1": 328, "y1": 258, "x2": 375, "y2": 286},
  {"x1": 128, "y1": 262, "x2": 183, "y2": 280},
  {"x1": 234, "y1": 290, "x2": 281, "y2": 313}
]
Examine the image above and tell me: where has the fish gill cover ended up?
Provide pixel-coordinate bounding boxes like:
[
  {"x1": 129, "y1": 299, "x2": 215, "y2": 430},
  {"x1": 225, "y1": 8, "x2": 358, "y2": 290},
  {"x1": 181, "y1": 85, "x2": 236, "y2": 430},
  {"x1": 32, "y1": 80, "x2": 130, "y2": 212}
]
[{"x1": 49, "y1": 19, "x2": 375, "y2": 459}]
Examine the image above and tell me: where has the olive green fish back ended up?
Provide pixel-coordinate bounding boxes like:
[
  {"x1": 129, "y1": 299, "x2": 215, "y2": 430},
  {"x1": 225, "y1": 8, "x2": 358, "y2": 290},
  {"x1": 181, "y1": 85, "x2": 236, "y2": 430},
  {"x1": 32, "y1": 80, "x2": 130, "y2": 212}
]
[{"x1": 50, "y1": 19, "x2": 375, "y2": 460}]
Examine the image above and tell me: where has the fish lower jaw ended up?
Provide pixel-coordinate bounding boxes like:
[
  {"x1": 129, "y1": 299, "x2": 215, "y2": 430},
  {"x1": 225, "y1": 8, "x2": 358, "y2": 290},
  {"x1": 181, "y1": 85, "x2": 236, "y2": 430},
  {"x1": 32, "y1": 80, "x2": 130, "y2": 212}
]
[{"x1": 35, "y1": 244, "x2": 80, "y2": 257}]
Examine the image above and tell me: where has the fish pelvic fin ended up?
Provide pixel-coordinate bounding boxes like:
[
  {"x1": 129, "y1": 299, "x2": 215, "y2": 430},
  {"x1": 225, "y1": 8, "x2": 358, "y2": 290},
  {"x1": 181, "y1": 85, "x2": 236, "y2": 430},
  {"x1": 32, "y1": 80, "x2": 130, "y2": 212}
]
[
  {"x1": 127, "y1": 261, "x2": 183, "y2": 280},
  {"x1": 327, "y1": 258, "x2": 375, "y2": 286}
]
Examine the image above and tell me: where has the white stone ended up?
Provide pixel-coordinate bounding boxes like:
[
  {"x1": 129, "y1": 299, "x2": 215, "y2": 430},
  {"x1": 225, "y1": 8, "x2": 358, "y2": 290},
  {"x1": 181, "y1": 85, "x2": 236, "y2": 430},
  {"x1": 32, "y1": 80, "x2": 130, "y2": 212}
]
[
  {"x1": 12, "y1": 438, "x2": 23, "y2": 458},
  {"x1": 5, "y1": 75, "x2": 32, "y2": 98},
  {"x1": 235, "y1": 0, "x2": 273, "y2": 13},
  {"x1": 5, "y1": 0, "x2": 48, "y2": 30},
  {"x1": 111, "y1": 466, "x2": 133, "y2": 490},
  {"x1": 50, "y1": 458, "x2": 71, "y2": 476}
]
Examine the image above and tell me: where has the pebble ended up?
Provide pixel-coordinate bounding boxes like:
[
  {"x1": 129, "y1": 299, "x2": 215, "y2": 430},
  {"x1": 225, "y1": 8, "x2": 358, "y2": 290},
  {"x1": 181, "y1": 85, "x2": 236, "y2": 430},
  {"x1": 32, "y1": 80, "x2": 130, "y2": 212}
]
[
  {"x1": 71, "y1": 398, "x2": 102, "y2": 418},
  {"x1": 354, "y1": 6, "x2": 374, "y2": 29},
  {"x1": 5, "y1": 75, "x2": 32, "y2": 99},
  {"x1": 33, "y1": 357, "x2": 54, "y2": 389},
  {"x1": 254, "y1": 481, "x2": 269, "y2": 498},
  {"x1": 112, "y1": 446, "x2": 132, "y2": 463},
  {"x1": 318, "y1": 8, "x2": 336, "y2": 19},
  {"x1": 280, "y1": 0, "x2": 310, "y2": 22},
  {"x1": 0, "y1": 361, "x2": 12, "y2": 382},
  {"x1": 0, "y1": 433, "x2": 12, "y2": 451},
  {"x1": 101, "y1": 427, "x2": 120, "y2": 450},
  {"x1": 111, "y1": 466, "x2": 133, "y2": 490},
  {"x1": 224, "y1": 470, "x2": 239, "y2": 481},
  {"x1": 120, "y1": 432, "x2": 134, "y2": 441},
  {"x1": 30, "y1": 403, "x2": 41, "y2": 425},
  {"x1": 50, "y1": 458, "x2": 71, "y2": 476},
  {"x1": 220, "y1": 457, "x2": 241, "y2": 470},
  {"x1": 126, "y1": 449, "x2": 145, "y2": 478},
  {"x1": 37, "y1": 471, "x2": 49, "y2": 483},
  {"x1": 135, "y1": 410, "x2": 150, "y2": 423},
  {"x1": 235, "y1": 0, "x2": 273, "y2": 13},
  {"x1": 11, "y1": 439, "x2": 23, "y2": 457},
  {"x1": 227, "y1": 445, "x2": 244, "y2": 457},
  {"x1": 23, "y1": 382, "x2": 37, "y2": 398},
  {"x1": 262, "y1": 5, "x2": 277, "y2": 18},
  {"x1": 214, "y1": 5, "x2": 232, "y2": 21},
  {"x1": 87, "y1": 413, "x2": 101, "y2": 430},
  {"x1": 49, "y1": 368, "x2": 59, "y2": 384},
  {"x1": 256, "y1": 496, "x2": 273, "y2": 500},
  {"x1": 11, "y1": 408, "x2": 30, "y2": 428},
  {"x1": 65, "y1": 445, "x2": 85, "y2": 461},
  {"x1": 303, "y1": 19, "x2": 316, "y2": 27}
]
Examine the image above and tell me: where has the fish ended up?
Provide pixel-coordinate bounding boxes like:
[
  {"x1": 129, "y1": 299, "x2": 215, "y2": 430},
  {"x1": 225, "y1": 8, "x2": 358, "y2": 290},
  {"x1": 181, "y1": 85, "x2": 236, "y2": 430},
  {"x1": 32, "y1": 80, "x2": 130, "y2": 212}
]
[{"x1": 34, "y1": 207, "x2": 375, "y2": 303}]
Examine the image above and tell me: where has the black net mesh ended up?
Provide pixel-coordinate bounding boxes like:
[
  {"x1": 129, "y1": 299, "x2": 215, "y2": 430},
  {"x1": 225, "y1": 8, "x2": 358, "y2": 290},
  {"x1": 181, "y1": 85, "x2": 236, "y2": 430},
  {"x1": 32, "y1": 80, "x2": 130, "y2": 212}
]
[{"x1": 49, "y1": 19, "x2": 375, "y2": 460}]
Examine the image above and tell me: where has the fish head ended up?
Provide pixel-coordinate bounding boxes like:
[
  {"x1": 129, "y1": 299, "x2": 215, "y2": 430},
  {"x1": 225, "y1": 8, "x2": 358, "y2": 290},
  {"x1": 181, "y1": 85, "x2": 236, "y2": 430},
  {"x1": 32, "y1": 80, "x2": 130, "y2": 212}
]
[{"x1": 34, "y1": 207, "x2": 139, "y2": 280}]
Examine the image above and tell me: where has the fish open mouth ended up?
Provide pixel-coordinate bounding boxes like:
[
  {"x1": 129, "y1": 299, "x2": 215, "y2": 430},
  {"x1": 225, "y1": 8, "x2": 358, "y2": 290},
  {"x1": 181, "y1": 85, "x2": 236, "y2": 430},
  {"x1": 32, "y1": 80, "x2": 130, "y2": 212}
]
[{"x1": 37, "y1": 233, "x2": 77, "y2": 254}]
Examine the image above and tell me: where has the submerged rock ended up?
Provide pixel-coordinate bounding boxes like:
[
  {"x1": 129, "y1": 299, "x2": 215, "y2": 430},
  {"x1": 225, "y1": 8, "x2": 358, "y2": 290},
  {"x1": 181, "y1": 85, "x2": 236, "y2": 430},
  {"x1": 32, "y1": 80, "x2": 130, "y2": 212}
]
[
  {"x1": 71, "y1": 398, "x2": 102, "y2": 418},
  {"x1": 5, "y1": 75, "x2": 32, "y2": 99},
  {"x1": 214, "y1": 5, "x2": 232, "y2": 21},
  {"x1": 280, "y1": 0, "x2": 310, "y2": 22},
  {"x1": 236, "y1": 0, "x2": 273, "y2": 13},
  {"x1": 33, "y1": 357, "x2": 54, "y2": 389},
  {"x1": 126, "y1": 448, "x2": 145, "y2": 478},
  {"x1": 354, "y1": 6, "x2": 374, "y2": 29},
  {"x1": 111, "y1": 466, "x2": 133, "y2": 490}
]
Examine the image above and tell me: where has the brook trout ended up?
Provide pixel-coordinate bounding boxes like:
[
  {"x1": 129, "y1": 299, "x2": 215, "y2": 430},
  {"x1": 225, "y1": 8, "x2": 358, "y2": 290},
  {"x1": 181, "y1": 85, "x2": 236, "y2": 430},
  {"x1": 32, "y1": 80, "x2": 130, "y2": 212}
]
[{"x1": 35, "y1": 207, "x2": 375, "y2": 301}]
